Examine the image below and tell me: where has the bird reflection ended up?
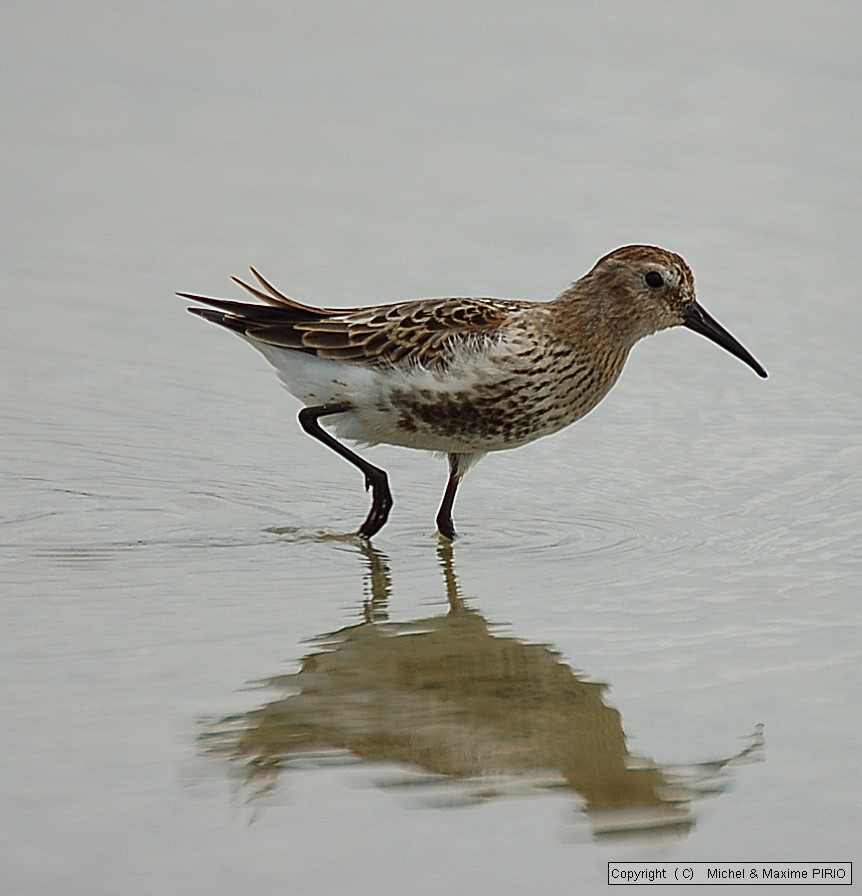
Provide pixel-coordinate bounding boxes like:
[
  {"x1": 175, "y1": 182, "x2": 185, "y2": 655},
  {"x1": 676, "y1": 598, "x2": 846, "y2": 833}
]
[{"x1": 200, "y1": 540, "x2": 762, "y2": 840}]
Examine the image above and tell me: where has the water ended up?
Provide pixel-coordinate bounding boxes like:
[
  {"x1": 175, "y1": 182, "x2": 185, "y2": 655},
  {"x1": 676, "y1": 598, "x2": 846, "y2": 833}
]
[{"x1": 3, "y1": 2, "x2": 861, "y2": 893}]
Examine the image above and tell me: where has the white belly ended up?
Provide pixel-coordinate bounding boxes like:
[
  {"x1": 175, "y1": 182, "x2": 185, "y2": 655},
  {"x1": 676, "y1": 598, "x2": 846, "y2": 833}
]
[{"x1": 248, "y1": 335, "x2": 612, "y2": 454}]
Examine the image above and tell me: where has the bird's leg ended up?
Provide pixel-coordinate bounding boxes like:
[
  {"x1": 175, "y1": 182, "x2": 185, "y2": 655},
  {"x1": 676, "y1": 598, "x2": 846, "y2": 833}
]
[
  {"x1": 435, "y1": 453, "x2": 463, "y2": 540},
  {"x1": 298, "y1": 404, "x2": 393, "y2": 538}
]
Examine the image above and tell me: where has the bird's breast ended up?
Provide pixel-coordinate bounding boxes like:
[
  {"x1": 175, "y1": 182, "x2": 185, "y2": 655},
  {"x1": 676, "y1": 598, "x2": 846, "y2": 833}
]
[{"x1": 352, "y1": 340, "x2": 627, "y2": 453}]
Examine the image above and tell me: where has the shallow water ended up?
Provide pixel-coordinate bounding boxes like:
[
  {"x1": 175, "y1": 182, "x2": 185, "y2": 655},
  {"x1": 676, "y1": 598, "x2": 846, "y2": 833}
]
[{"x1": 3, "y1": 3, "x2": 861, "y2": 893}]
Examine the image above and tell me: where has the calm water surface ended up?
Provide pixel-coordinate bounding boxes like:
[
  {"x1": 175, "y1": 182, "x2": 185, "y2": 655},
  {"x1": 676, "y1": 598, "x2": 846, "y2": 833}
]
[{"x1": 3, "y1": 3, "x2": 861, "y2": 894}]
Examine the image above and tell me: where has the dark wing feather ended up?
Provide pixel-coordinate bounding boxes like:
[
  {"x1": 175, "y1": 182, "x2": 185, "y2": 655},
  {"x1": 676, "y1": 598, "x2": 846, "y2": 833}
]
[{"x1": 182, "y1": 269, "x2": 522, "y2": 368}]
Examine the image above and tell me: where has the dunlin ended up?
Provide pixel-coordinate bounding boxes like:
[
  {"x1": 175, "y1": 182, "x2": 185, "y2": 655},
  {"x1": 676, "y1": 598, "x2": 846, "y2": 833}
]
[{"x1": 182, "y1": 245, "x2": 766, "y2": 539}]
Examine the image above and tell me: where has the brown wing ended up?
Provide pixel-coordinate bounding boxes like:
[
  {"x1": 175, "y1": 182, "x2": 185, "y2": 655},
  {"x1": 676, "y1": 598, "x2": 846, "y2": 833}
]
[{"x1": 182, "y1": 268, "x2": 521, "y2": 369}]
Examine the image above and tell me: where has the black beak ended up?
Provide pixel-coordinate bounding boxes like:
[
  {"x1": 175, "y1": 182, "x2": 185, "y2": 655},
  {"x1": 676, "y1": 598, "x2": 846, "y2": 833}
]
[{"x1": 684, "y1": 302, "x2": 767, "y2": 378}]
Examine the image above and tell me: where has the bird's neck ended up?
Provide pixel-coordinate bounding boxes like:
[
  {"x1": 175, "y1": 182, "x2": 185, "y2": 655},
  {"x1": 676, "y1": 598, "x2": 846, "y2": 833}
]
[{"x1": 548, "y1": 285, "x2": 645, "y2": 351}]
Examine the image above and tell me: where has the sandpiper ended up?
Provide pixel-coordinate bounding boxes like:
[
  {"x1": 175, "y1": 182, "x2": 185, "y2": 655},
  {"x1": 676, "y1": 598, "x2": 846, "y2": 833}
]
[{"x1": 182, "y1": 245, "x2": 766, "y2": 539}]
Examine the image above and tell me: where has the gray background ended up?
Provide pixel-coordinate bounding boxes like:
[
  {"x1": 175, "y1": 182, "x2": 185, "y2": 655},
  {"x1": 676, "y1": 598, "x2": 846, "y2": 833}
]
[{"x1": 3, "y1": 2, "x2": 860, "y2": 893}]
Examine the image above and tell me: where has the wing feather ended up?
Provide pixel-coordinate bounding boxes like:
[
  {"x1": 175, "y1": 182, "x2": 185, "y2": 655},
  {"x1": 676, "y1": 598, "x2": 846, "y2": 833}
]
[{"x1": 183, "y1": 271, "x2": 525, "y2": 369}]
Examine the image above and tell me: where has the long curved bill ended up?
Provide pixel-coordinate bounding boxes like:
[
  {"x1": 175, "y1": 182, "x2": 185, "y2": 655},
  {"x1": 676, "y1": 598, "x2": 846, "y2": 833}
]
[{"x1": 684, "y1": 302, "x2": 767, "y2": 378}]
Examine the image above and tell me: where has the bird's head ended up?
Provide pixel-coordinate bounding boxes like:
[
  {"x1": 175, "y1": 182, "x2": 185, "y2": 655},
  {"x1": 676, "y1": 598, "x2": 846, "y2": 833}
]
[{"x1": 583, "y1": 245, "x2": 767, "y2": 378}]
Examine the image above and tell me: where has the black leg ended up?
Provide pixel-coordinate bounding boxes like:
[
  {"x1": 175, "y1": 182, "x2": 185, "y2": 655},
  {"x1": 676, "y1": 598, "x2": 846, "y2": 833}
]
[
  {"x1": 435, "y1": 453, "x2": 462, "y2": 540},
  {"x1": 298, "y1": 404, "x2": 393, "y2": 538}
]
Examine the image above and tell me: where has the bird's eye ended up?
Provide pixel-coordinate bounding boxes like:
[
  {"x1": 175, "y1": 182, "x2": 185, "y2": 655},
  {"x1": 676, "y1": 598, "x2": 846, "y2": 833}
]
[{"x1": 645, "y1": 270, "x2": 664, "y2": 289}]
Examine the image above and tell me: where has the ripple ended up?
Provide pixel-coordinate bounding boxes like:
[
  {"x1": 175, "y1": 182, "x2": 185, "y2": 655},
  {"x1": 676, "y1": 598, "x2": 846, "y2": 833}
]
[
  {"x1": 266, "y1": 524, "x2": 366, "y2": 546},
  {"x1": 468, "y1": 512, "x2": 644, "y2": 559},
  {"x1": 265, "y1": 509, "x2": 704, "y2": 568},
  {"x1": 453, "y1": 505, "x2": 714, "y2": 566}
]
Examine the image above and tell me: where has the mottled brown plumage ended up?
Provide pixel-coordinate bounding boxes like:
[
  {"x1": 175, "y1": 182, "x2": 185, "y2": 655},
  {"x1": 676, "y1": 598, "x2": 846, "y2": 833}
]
[{"x1": 182, "y1": 245, "x2": 766, "y2": 538}]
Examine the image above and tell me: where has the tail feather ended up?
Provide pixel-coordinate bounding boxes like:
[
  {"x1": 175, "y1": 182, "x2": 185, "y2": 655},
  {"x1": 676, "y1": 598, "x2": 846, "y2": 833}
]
[
  {"x1": 231, "y1": 266, "x2": 345, "y2": 317},
  {"x1": 180, "y1": 294, "x2": 300, "y2": 321},
  {"x1": 245, "y1": 267, "x2": 301, "y2": 306},
  {"x1": 186, "y1": 306, "x2": 251, "y2": 335},
  {"x1": 182, "y1": 274, "x2": 327, "y2": 352},
  {"x1": 180, "y1": 266, "x2": 334, "y2": 342}
]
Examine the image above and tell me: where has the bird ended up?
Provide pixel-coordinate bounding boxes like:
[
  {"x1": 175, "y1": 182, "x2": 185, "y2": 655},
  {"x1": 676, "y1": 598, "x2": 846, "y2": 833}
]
[{"x1": 181, "y1": 245, "x2": 767, "y2": 539}]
